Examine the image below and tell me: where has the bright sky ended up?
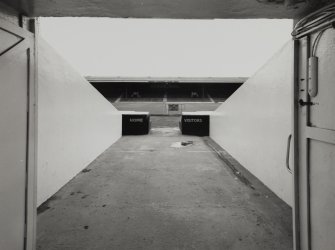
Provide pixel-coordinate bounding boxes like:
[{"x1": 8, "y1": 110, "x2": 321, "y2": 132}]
[{"x1": 39, "y1": 18, "x2": 292, "y2": 78}]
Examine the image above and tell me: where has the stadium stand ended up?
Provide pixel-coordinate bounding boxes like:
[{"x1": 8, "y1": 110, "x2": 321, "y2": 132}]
[{"x1": 87, "y1": 77, "x2": 246, "y2": 104}]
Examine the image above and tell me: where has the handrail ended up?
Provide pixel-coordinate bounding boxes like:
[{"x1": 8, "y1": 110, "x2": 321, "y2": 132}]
[{"x1": 286, "y1": 134, "x2": 292, "y2": 174}]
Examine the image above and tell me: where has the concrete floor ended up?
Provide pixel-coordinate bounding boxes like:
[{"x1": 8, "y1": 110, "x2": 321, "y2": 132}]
[
  {"x1": 37, "y1": 118, "x2": 292, "y2": 250},
  {"x1": 150, "y1": 115, "x2": 181, "y2": 128}
]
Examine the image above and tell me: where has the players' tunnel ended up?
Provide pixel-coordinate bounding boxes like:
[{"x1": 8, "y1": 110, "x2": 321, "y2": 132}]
[{"x1": 1, "y1": 1, "x2": 335, "y2": 250}]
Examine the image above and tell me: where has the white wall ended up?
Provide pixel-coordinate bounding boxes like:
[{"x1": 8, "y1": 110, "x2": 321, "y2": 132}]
[
  {"x1": 210, "y1": 41, "x2": 293, "y2": 205},
  {"x1": 37, "y1": 39, "x2": 122, "y2": 206}
]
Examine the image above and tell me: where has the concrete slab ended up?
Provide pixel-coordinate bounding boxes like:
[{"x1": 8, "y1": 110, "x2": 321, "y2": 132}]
[
  {"x1": 37, "y1": 127, "x2": 292, "y2": 250},
  {"x1": 1, "y1": 0, "x2": 328, "y2": 19},
  {"x1": 150, "y1": 116, "x2": 180, "y2": 128}
]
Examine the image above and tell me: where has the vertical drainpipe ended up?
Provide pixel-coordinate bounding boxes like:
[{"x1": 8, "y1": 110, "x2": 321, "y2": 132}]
[
  {"x1": 25, "y1": 17, "x2": 39, "y2": 250},
  {"x1": 292, "y1": 19, "x2": 301, "y2": 250}
]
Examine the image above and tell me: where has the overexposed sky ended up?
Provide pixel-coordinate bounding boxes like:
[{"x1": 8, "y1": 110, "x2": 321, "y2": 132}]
[{"x1": 39, "y1": 18, "x2": 292, "y2": 77}]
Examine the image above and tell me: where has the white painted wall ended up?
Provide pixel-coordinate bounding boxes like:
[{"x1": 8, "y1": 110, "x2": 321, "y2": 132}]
[
  {"x1": 210, "y1": 41, "x2": 293, "y2": 205},
  {"x1": 37, "y1": 38, "x2": 122, "y2": 206}
]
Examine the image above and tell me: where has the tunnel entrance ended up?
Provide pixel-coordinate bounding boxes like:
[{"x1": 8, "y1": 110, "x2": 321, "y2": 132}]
[
  {"x1": 1, "y1": 1, "x2": 335, "y2": 249},
  {"x1": 34, "y1": 18, "x2": 295, "y2": 250}
]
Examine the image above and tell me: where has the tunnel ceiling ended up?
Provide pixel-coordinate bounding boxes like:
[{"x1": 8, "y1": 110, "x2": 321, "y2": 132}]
[{"x1": 0, "y1": 0, "x2": 332, "y2": 18}]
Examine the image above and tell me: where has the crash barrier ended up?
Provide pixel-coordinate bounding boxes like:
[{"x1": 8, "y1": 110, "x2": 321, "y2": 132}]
[{"x1": 122, "y1": 111, "x2": 151, "y2": 135}]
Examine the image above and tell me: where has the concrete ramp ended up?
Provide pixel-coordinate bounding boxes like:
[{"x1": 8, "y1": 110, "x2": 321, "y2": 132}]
[{"x1": 37, "y1": 127, "x2": 292, "y2": 250}]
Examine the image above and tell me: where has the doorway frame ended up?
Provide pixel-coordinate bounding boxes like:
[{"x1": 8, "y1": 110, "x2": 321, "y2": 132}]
[{"x1": 0, "y1": 17, "x2": 38, "y2": 250}]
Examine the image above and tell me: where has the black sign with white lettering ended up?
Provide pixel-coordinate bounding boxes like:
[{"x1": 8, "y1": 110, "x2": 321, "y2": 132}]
[
  {"x1": 122, "y1": 114, "x2": 150, "y2": 135},
  {"x1": 180, "y1": 115, "x2": 209, "y2": 136}
]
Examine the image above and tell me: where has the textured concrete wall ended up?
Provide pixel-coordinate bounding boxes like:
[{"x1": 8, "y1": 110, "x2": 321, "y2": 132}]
[
  {"x1": 210, "y1": 41, "x2": 293, "y2": 205},
  {"x1": 37, "y1": 39, "x2": 121, "y2": 206},
  {"x1": 0, "y1": 2, "x2": 19, "y2": 26}
]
